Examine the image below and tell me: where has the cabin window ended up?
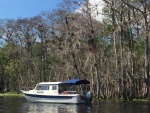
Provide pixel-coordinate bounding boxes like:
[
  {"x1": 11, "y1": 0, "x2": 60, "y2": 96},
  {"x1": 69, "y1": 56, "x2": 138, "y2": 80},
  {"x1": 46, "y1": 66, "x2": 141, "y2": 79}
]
[
  {"x1": 52, "y1": 86, "x2": 57, "y2": 90},
  {"x1": 36, "y1": 86, "x2": 49, "y2": 90}
]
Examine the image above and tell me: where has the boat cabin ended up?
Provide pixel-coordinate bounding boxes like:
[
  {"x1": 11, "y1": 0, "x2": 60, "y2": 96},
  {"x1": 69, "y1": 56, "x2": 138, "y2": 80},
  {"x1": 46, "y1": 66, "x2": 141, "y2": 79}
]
[
  {"x1": 34, "y1": 82, "x2": 77, "y2": 95},
  {"x1": 33, "y1": 79, "x2": 90, "y2": 95},
  {"x1": 34, "y1": 82, "x2": 61, "y2": 95}
]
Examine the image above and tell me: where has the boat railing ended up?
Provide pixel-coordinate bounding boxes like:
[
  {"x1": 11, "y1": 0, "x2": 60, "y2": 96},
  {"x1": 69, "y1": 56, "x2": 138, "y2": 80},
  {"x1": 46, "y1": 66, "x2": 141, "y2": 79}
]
[{"x1": 63, "y1": 91, "x2": 77, "y2": 94}]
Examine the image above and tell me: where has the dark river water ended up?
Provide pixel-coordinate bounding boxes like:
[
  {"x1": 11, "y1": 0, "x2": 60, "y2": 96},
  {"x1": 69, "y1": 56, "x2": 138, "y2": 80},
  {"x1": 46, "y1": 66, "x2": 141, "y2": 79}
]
[{"x1": 0, "y1": 97, "x2": 150, "y2": 113}]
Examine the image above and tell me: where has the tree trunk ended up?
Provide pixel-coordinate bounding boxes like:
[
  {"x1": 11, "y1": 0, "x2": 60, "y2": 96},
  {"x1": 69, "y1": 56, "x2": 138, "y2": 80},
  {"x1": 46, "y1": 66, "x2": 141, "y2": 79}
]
[{"x1": 94, "y1": 55, "x2": 101, "y2": 98}]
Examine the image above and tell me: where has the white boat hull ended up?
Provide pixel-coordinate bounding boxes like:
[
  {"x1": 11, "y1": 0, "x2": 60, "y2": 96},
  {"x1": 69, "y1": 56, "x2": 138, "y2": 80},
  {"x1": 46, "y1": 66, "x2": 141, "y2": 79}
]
[{"x1": 22, "y1": 91, "x2": 86, "y2": 104}]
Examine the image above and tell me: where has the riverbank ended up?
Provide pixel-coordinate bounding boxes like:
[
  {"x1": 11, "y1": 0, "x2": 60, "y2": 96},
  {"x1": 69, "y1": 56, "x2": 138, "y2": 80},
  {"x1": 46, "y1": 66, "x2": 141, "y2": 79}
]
[
  {"x1": 92, "y1": 97, "x2": 150, "y2": 102},
  {"x1": 0, "y1": 92, "x2": 23, "y2": 97}
]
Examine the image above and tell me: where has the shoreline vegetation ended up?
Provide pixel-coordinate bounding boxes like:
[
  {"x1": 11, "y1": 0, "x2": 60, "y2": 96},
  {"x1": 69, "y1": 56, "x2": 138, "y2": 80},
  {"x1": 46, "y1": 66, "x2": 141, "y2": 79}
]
[
  {"x1": 93, "y1": 98, "x2": 150, "y2": 102},
  {"x1": 0, "y1": 92, "x2": 23, "y2": 97}
]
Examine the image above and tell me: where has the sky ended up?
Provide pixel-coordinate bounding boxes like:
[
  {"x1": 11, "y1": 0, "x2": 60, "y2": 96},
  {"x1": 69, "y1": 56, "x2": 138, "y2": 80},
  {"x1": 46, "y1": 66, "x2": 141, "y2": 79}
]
[
  {"x1": 76, "y1": 0, "x2": 105, "y2": 22},
  {"x1": 0, "y1": 0, "x2": 63, "y2": 19},
  {"x1": 0, "y1": 0, "x2": 104, "y2": 21}
]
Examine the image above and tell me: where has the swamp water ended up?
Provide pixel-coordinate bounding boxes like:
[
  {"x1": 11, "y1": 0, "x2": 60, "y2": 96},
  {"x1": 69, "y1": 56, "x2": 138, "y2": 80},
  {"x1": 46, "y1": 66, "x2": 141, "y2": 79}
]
[{"x1": 0, "y1": 97, "x2": 150, "y2": 113}]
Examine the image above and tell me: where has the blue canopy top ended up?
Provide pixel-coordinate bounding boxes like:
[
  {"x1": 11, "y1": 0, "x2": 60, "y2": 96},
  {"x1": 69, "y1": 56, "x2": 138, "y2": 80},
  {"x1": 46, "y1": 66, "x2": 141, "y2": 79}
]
[{"x1": 60, "y1": 79, "x2": 90, "y2": 85}]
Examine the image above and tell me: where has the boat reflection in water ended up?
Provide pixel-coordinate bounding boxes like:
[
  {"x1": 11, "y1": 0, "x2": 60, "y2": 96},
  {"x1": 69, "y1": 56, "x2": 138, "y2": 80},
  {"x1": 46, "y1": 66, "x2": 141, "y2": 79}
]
[{"x1": 22, "y1": 102, "x2": 90, "y2": 113}]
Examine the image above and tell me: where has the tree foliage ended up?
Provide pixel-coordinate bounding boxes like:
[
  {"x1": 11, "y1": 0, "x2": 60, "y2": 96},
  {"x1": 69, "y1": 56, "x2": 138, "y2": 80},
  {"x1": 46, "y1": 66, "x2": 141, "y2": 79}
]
[{"x1": 0, "y1": 0, "x2": 150, "y2": 99}]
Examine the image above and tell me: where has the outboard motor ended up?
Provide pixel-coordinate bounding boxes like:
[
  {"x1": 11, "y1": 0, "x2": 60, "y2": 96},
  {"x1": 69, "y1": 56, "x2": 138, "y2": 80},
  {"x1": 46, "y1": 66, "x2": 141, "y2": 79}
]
[{"x1": 85, "y1": 91, "x2": 93, "y2": 103}]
